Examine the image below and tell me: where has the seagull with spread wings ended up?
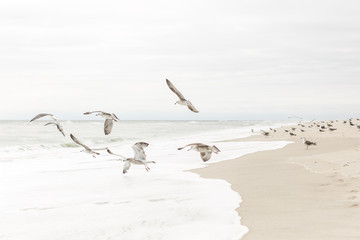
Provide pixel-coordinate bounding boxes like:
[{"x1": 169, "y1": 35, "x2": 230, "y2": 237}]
[
  {"x1": 83, "y1": 111, "x2": 119, "y2": 135},
  {"x1": 107, "y1": 142, "x2": 155, "y2": 174},
  {"x1": 30, "y1": 113, "x2": 65, "y2": 136},
  {"x1": 70, "y1": 134, "x2": 107, "y2": 158},
  {"x1": 166, "y1": 79, "x2": 199, "y2": 113},
  {"x1": 178, "y1": 143, "x2": 220, "y2": 162}
]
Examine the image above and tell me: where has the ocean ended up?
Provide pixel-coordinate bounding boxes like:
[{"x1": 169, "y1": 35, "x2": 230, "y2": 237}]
[{"x1": 0, "y1": 120, "x2": 292, "y2": 240}]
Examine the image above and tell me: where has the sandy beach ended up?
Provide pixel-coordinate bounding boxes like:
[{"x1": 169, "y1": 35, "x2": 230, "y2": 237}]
[{"x1": 193, "y1": 119, "x2": 360, "y2": 239}]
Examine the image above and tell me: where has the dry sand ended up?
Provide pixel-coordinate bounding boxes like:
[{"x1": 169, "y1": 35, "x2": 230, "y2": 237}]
[{"x1": 193, "y1": 119, "x2": 360, "y2": 240}]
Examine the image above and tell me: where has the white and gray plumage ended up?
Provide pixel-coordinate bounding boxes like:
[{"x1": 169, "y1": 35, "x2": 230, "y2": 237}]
[
  {"x1": 83, "y1": 111, "x2": 119, "y2": 135},
  {"x1": 301, "y1": 137, "x2": 317, "y2": 150},
  {"x1": 166, "y1": 79, "x2": 199, "y2": 113},
  {"x1": 107, "y1": 142, "x2": 155, "y2": 174},
  {"x1": 70, "y1": 134, "x2": 107, "y2": 158},
  {"x1": 30, "y1": 113, "x2": 58, "y2": 122},
  {"x1": 30, "y1": 113, "x2": 65, "y2": 136},
  {"x1": 44, "y1": 122, "x2": 65, "y2": 136},
  {"x1": 178, "y1": 143, "x2": 220, "y2": 162}
]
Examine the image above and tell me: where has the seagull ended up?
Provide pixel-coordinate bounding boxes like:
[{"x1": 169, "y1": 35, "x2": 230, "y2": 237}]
[
  {"x1": 166, "y1": 79, "x2": 199, "y2": 113},
  {"x1": 30, "y1": 113, "x2": 65, "y2": 136},
  {"x1": 289, "y1": 132, "x2": 297, "y2": 136},
  {"x1": 261, "y1": 130, "x2": 270, "y2": 136},
  {"x1": 70, "y1": 133, "x2": 107, "y2": 158},
  {"x1": 301, "y1": 137, "x2": 317, "y2": 150},
  {"x1": 178, "y1": 143, "x2": 220, "y2": 162},
  {"x1": 83, "y1": 111, "x2": 119, "y2": 135},
  {"x1": 107, "y1": 142, "x2": 155, "y2": 174}
]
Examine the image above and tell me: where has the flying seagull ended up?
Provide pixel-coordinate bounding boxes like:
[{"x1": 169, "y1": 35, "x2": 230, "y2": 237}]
[
  {"x1": 107, "y1": 142, "x2": 155, "y2": 174},
  {"x1": 166, "y1": 79, "x2": 199, "y2": 113},
  {"x1": 70, "y1": 133, "x2": 107, "y2": 158},
  {"x1": 30, "y1": 113, "x2": 65, "y2": 136},
  {"x1": 83, "y1": 111, "x2": 119, "y2": 135},
  {"x1": 301, "y1": 137, "x2": 317, "y2": 150},
  {"x1": 178, "y1": 143, "x2": 220, "y2": 162},
  {"x1": 44, "y1": 122, "x2": 65, "y2": 136}
]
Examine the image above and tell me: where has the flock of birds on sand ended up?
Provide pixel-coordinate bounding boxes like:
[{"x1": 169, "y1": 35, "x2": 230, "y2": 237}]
[
  {"x1": 30, "y1": 79, "x2": 219, "y2": 174},
  {"x1": 258, "y1": 118, "x2": 360, "y2": 150}
]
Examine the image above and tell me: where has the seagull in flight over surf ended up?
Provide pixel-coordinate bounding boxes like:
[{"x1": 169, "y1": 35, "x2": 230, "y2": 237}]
[
  {"x1": 107, "y1": 142, "x2": 155, "y2": 174},
  {"x1": 83, "y1": 111, "x2": 119, "y2": 135},
  {"x1": 70, "y1": 134, "x2": 107, "y2": 158},
  {"x1": 166, "y1": 79, "x2": 199, "y2": 113},
  {"x1": 178, "y1": 143, "x2": 220, "y2": 162},
  {"x1": 30, "y1": 113, "x2": 65, "y2": 136}
]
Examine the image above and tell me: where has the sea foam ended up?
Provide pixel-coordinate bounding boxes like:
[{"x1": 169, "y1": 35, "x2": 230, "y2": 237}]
[{"x1": 0, "y1": 120, "x2": 292, "y2": 240}]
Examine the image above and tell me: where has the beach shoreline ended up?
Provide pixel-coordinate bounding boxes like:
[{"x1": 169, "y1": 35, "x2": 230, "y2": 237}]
[{"x1": 193, "y1": 119, "x2": 360, "y2": 239}]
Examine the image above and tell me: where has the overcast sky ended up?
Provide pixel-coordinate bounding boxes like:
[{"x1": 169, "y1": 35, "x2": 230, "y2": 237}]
[{"x1": 1, "y1": 0, "x2": 359, "y2": 120}]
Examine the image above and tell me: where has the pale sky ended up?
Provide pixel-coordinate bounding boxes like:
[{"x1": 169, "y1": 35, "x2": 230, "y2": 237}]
[{"x1": 1, "y1": 0, "x2": 359, "y2": 120}]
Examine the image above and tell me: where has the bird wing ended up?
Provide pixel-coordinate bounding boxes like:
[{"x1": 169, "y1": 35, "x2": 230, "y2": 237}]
[
  {"x1": 30, "y1": 113, "x2": 56, "y2": 122},
  {"x1": 123, "y1": 161, "x2": 131, "y2": 174},
  {"x1": 56, "y1": 123, "x2": 66, "y2": 136},
  {"x1": 200, "y1": 152, "x2": 212, "y2": 162},
  {"x1": 104, "y1": 119, "x2": 114, "y2": 135},
  {"x1": 111, "y1": 113, "x2": 120, "y2": 121},
  {"x1": 132, "y1": 144, "x2": 146, "y2": 160},
  {"x1": 83, "y1": 111, "x2": 105, "y2": 115},
  {"x1": 306, "y1": 140, "x2": 317, "y2": 145},
  {"x1": 70, "y1": 134, "x2": 91, "y2": 150},
  {"x1": 44, "y1": 122, "x2": 65, "y2": 136},
  {"x1": 166, "y1": 79, "x2": 186, "y2": 101},
  {"x1": 44, "y1": 122, "x2": 56, "y2": 126},
  {"x1": 178, "y1": 143, "x2": 205, "y2": 150},
  {"x1": 211, "y1": 145, "x2": 221, "y2": 153},
  {"x1": 186, "y1": 100, "x2": 199, "y2": 113},
  {"x1": 106, "y1": 148, "x2": 127, "y2": 160}
]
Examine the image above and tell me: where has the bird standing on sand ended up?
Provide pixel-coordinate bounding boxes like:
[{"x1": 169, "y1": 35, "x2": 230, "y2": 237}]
[
  {"x1": 30, "y1": 113, "x2": 65, "y2": 136},
  {"x1": 83, "y1": 111, "x2": 119, "y2": 135},
  {"x1": 107, "y1": 142, "x2": 155, "y2": 174},
  {"x1": 178, "y1": 143, "x2": 220, "y2": 162},
  {"x1": 166, "y1": 79, "x2": 199, "y2": 113},
  {"x1": 261, "y1": 130, "x2": 270, "y2": 136},
  {"x1": 70, "y1": 134, "x2": 107, "y2": 158},
  {"x1": 301, "y1": 137, "x2": 317, "y2": 150}
]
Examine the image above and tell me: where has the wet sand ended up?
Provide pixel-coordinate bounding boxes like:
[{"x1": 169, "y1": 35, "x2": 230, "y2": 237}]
[{"x1": 193, "y1": 119, "x2": 360, "y2": 239}]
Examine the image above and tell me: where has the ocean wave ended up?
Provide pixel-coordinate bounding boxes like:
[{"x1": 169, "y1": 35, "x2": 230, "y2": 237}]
[{"x1": 60, "y1": 143, "x2": 79, "y2": 148}]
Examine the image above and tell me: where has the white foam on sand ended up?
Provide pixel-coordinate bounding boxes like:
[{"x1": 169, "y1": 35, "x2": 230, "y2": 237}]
[{"x1": 0, "y1": 121, "x2": 291, "y2": 240}]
